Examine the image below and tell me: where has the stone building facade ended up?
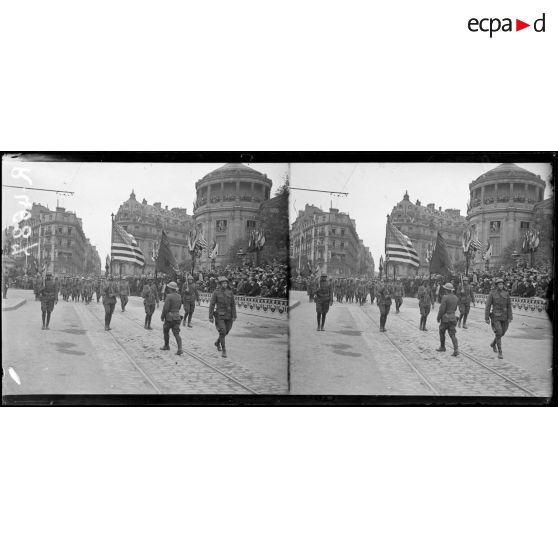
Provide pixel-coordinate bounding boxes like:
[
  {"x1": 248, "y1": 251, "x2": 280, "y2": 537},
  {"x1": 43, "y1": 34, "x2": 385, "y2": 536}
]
[
  {"x1": 290, "y1": 204, "x2": 374, "y2": 277},
  {"x1": 389, "y1": 192, "x2": 467, "y2": 277},
  {"x1": 466, "y1": 163, "x2": 548, "y2": 269},
  {"x1": 193, "y1": 163, "x2": 272, "y2": 267},
  {"x1": 114, "y1": 191, "x2": 193, "y2": 275},
  {"x1": 17, "y1": 203, "x2": 102, "y2": 276}
]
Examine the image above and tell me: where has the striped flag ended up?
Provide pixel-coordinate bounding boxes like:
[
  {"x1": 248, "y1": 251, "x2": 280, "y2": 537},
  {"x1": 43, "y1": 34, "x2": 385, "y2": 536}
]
[
  {"x1": 470, "y1": 238, "x2": 483, "y2": 251},
  {"x1": 483, "y1": 241, "x2": 492, "y2": 261},
  {"x1": 111, "y1": 222, "x2": 145, "y2": 266},
  {"x1": 385, "y1": 220, "x2": 420, "y2": 268},
  {"x1": 195, "y1": 230, "x2": 208, "y2": 251}
]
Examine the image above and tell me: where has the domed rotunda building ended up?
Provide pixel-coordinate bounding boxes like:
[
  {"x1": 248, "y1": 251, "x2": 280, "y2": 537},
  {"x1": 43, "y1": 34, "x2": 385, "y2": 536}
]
[
  {"x1": 467, "y1": 163, "x2": 547, "y2": 269},
  {"x1": 193, "y1": 163, "x2": 273, "y2": 266}
]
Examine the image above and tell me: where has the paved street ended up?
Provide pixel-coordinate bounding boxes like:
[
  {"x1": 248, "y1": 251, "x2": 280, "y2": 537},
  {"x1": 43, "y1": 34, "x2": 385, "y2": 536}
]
[
  {"x1": 2, "y1": 289, "x2": 287, "y2": 395},
  {"x1": 289, "y1": 290, "x2": 552, "y2": 396}
]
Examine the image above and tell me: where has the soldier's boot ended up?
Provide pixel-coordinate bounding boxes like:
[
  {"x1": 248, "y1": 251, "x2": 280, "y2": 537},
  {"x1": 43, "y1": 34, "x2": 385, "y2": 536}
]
[
  {"x1": 144, "y1": 316, "x2": 148, "y2": 329},
  {"x1": 451, "y1": 336, "x2": 459, "y2": 357},
  {"x1": 462, "y1": 314, "x2": 468, "y2": 329},
  {"x1": 160, "y1": 331, "x2": 170, "y2": 350},
  {"x1": 42, "y1": 311, "x2": 46, "y2": 329},
  {"x1": 46, "y1": 312, "x2": 51, "y2": 329},
  {"x1": 147, "y1": 316, "x2": 153, "y2": 330},
  {"x1": 175, "y1": 335, "x2": 183, "y2": 356},
  {"x1": 316, "y1": 314, "x2": 321, "y2": 331},
  {"x1": 214, "y1": 338, "x2": 222, "y2": 351},
  {"x1": 490, "y1": 338, "x2": 498, "y2": 352},
  {"x1": 457, "y1": 315, "x2": 462, "y2": 327},
  {"x1": 187, "y1": 314, "x2": 193, "y2": 328},
  {"x1": 436, "y1": 333, "x2": 446, "y2": 352},
  {"x1": 496, "y1": 339, "x2": 503, "y2": 359},
  {"x1": 419, "y1": 317, "x2": 424, "y2": 330}
]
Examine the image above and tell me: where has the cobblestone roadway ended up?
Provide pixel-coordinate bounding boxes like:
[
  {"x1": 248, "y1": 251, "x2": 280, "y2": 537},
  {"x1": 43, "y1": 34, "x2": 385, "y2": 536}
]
[
  {"x1": 289, "y1": 291, "x2": 552, "y2": 397},
  {"x1": 2, "y1": 290, "x2": 287, "y2": 395}
]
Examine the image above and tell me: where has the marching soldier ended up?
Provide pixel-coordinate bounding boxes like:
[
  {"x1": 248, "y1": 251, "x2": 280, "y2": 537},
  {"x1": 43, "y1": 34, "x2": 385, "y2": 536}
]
[
  {"x1": 181, "y1": 274, "x2": 200, "y2": 328},
  {"x1": 393, "y1": 278, "x2": 405, "y2": 313},
  {"x1": 357, "y1": 280, "x2": 367, "y2": 306},
  {"x1": 485, "y1": 277, "x2": 513, "y2": 359},
  {"x1": 456, "y1": 277, "x2": 475, "y2": 329},
  {"x1": 307, "y1": 274, "x2": 316, "y2": 303},
  {"x1": 119, "y1": 276, "x2": 130, "y2": 311},
  {"x1": 95, "y1": 276, "x2": 102, "y2": 303},
  {"x1": 160, "y1": 281, "x2": 183, "y2": 355},
  {"x1": 377, "y1": 279, "x2": 393, "y2": 332},
  {"x1": 368, "y1": 279, "x2": 376, "y2": 306},
  {"x1": 209, "y1": 276, "x2": 237, "y2": 358},
  {"x1": 417, "y1": 280, "x2": 433, "y2": 331},
  {"x1": 436, "y1": 282, "x2": 459, "y2": 356},
  {"x1": 313, "y1": 273, "x2": 333, "y2": 331},
  {"x1": 102, "y1": 275, "x2": 119, "y2": 331},
  {"x1": 141, "y1": 278, "x2": 159, "y2": 329},
  {"x1": 3, "y1": 271, "x2": 10, "y2": 299},
  {"x1": 39, "y1": 272, "x2": 58, "y2": 330}
]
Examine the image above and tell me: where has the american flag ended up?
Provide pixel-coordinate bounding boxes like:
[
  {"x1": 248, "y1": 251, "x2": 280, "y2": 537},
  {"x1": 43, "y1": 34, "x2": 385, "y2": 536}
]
[
  {"x1": 195, "y1": 231, "x2": 208, "y2": 251},
  {"x1": 111, "y1": 223, "x2": 145, "y2": 266},
  {"x1": 385, "y1": 220, "x2": 420, "y2": 268}
]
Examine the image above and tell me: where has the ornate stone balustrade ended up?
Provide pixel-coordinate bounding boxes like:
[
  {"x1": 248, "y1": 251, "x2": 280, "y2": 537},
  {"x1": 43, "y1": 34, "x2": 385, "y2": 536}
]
[
  {"x1": 198, "y1": 292, "x2": 288, "y2": 319},
  {"x1": 473, "y1": 293, "x2": 549, "y2": 317}
]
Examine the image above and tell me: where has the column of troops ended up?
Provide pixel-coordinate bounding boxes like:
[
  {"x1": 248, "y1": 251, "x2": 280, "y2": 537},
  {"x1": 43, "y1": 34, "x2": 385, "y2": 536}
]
[
  {"x1": 29, "y1": 273, "x2": 237, "y2": 359},
  {"x1": 307, "y1": 274, "x2": 513, "y2": 360}
]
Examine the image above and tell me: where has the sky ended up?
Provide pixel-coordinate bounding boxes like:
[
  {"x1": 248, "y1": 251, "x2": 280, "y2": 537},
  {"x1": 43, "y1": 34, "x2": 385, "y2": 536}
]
[
  {"x1": 289, "y1": 162, "x2": 553, "y2": 266},
  {"x1": 2, "y1": 159, "x2": 288, "y2": 261}
]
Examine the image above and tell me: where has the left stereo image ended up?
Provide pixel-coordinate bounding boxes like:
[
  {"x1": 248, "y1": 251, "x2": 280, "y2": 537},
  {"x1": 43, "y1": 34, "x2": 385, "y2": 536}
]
[{"x1": 1, "y1": 155, "x2": 290, "y2": 398}]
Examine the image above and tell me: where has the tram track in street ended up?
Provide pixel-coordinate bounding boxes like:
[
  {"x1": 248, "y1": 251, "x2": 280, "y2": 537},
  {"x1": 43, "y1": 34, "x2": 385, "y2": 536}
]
[
  {"x1": 360, "y1": 302, "x2": 539, "y2": 397},
  {"x1": 89, "y1": 304, "x2": 260, "y2": 394}
]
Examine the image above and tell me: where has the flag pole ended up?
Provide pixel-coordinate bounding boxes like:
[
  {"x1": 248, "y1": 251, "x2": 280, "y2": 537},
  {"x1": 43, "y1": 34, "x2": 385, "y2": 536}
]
[{"x1": 110, "y1": 213, "x2": 114, "y2": 277}]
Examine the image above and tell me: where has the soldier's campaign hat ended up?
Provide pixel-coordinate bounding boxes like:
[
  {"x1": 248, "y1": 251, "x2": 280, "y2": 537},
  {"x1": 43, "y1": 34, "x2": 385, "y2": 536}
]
[
  {"x1": 443, "y1": 282, "x2": 455, "y2": 290},
  {"x1": 218, "y1": 276, "x2": 228, "y2": 283},
  {"x1": 167, "y1": 281, "x2": 178, "y2": 290},
  {"x1": 463, "y1": 277, "x2": 469, "y2": 282},
  {"x1": 187, "y1": 275, "x2": 194, "y2": 280},
  {"x1": 495, "y1": 277, "x2": 504, "y2": 284}
]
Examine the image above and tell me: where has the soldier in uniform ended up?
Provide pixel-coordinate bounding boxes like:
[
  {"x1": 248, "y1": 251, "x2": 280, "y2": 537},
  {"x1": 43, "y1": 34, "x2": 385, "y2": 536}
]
[
  {"x1": 160, "y1": 281, "x2": 183, "y2": 355},
  {"x1": 83, "y1": 276, "x2": 94, "y2": 304},
  {"x1": 377, "y1": 279, "x2": 393, "y2": 332},
  {"x1": 436, "y1": 282, "x2": 459, "y2": 356},
  {"x1": 456, "y1": 277, "x2": 475, "y2": 329},
  {"x1": 141, "y1": 278, "x2": 159, "y2": 329},
  {"x1": 119, "y1": 276, "x2": 130, "y2": 311},
  {"x1": 307, "y1": 274, "x2": 316, "y2": 303},
  {"x1": 393, "y1": 278, "x2": 405, "y2": 313},
  {"x1": 72, "y1": 277, "x2": 80, "y2": 302},
  {"x1": 102, "y1": 275, "x2": 119, "y2": 331},
  {"x1": 368, "y1": 280, "x2": 376, "y2": 306},
  {"x1": 209, "y1": 276, "x2": 237, "y2": 358},
  {"x1": 313, "y1": 273, "x2": 333, "y2": 331},
  {"x1": 485, "y1": 277, "x2": 513, "y2": 359},
  {"x1": 357, "y1": 280, "x2": 367, "y2": 306},
  {"x1": 417, "y1": 280, "x2": 433, "y2": 331},
  {"x1": 95, "y1": 276, "x2": 102, "y2": 303},
  {"x1": 39, "y1": 272, "x2": 58, "y2": 330},
  {"x1": 3, "y1": 271, "x2": 9, "y2": 299},
  {"x1": 181, "y1": 274, "x2": 200, "y2": 328}
]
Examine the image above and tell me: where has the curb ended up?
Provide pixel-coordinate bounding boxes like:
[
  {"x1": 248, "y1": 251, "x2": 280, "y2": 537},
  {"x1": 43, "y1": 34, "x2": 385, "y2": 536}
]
[{"x1": 1, "y1": 299, "x2": 27, "y2": 311}]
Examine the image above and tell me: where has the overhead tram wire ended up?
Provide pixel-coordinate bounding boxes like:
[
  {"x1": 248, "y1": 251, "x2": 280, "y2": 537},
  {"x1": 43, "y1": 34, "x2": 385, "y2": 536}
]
[{"x1": 3, "y1": 184, "x2": 75, "y2": 195}]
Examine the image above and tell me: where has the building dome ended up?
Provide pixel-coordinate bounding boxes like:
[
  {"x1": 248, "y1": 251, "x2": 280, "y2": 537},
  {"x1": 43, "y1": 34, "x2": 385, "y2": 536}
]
[
  {"x1": 470, "y1": 163, "x2": 545, "y2": 190},
  {"x1": 197, "y1": 163, "x2": 270, "y2": 186}
]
